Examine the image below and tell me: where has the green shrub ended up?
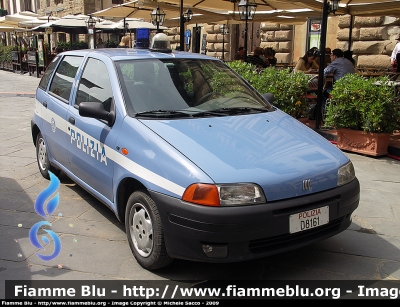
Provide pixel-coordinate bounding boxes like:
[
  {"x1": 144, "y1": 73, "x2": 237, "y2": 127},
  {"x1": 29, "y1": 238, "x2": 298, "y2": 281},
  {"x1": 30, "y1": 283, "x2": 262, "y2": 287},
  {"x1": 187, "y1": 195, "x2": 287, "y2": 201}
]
[
  {"x1": 0, "y1": 45, "x2": 13, "y2": 63},
  {"x1": 324, "y1": 73, "x2": 399, "y2": 133},
  {"x1": 105, "y1": 40, "x2": 118, "y2": 48},
  {"x1": 227, "y1": 61, "x2": 310, "y2": 118},
  {"x1": 227, "y1": 60, "x2": 260, "y2": 84},
  {"x1": 57, "y1": 41, "x2": 89, "y2": 50}
]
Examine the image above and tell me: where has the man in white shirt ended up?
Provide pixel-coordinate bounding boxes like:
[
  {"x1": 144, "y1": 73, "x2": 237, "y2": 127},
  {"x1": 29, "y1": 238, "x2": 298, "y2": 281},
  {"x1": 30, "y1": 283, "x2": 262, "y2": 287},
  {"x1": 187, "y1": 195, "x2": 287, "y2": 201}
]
[{"x1": 390, "y1": 35, "x2": 400, "y2": 66}]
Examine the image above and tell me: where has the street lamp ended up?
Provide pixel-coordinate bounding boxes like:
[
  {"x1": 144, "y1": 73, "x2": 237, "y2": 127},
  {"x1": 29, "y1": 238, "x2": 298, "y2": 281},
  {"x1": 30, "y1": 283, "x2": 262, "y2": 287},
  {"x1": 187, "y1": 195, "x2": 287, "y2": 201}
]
[
  {"x1": 86, "y1": 15, "x2": 96, "y2": 49},
  {"x1": 179, "y1": 0, "x2": 193, "y2": 51},
  {"x1": 315, "y1": 0, "x2": 340, "y2": 130},
  {"x1": 151, "y1": 6, "x2": 166, "y2": 33},
  {"x1": 238, "y1": 0, "x2": 257, "y2": 62},
  {"x1": 219, "y1": 24, "x2": 229, "y2": 61},
  {"x1": 329, "y1": 0, "x2": 340, "y2": 13}
]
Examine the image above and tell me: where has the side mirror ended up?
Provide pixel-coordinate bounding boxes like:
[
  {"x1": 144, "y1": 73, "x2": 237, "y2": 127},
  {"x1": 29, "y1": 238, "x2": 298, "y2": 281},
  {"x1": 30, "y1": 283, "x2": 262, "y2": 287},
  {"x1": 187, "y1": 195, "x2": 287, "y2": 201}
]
[
  {"x1": 262, "y1": 93, "x2": 274, "y2": 104},
  {"x1": 79, "y1": 101, "x2": 115, "y2": 127}
]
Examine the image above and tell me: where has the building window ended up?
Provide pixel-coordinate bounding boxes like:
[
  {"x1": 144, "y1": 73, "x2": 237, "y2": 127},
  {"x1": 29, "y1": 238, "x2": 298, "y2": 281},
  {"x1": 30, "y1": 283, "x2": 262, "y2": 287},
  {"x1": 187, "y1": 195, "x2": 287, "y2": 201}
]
[
  {"x1": 58, "y1": 33, "x2": 66, "y2": 42},
  {"x1": 308, "y1": 19, "x2": 321, "y2": 50},
  {"x1": 24, "y1": 0, "x2": 32, "y2": 11},
  {"x1": 47, "y1": 0, "x2": 50, "y2": 7},
  {"x1": 112, "y1": 0, "x2": 123, "y2": 4}
]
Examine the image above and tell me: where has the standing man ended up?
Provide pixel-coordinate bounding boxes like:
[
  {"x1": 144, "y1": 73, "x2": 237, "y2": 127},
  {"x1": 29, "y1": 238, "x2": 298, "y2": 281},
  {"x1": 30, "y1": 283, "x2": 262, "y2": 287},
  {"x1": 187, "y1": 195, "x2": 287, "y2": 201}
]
[
  {"x1": 96, "y1": 38, "x2": 105, "y2": 49},
  {"x1": 184, "y1": 29, "x2": 191, "y2": 52},
  {"x1": 390, "y1": 34, "x2": 400, "y2": 71}
]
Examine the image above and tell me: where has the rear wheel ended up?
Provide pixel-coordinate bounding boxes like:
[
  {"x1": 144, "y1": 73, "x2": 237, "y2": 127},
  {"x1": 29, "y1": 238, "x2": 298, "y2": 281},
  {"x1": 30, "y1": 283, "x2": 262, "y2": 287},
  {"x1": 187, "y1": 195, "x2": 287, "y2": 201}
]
[
  {"x1": 125, "y1": 190, "x2": 173, "y2": 270},
  {"x1": 36, "y1": 132, "x2": 60, "y2": 179}
]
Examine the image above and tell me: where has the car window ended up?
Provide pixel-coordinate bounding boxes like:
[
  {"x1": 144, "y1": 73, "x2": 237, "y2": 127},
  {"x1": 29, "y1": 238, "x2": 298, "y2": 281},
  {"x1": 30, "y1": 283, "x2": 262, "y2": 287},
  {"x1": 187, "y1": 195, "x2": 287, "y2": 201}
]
[
  {"x1": 38, "y1": 55, "x2": 61, "y2": 91},
  {"x1": 75, "y1": 58, "x2": 113, "y2": 112},
  {"x1": 116, "y1": 59, "x2": 271, "y2": 117},
  {"x1": 49, "y1": 55, "x2": 83, "y2": 103}
]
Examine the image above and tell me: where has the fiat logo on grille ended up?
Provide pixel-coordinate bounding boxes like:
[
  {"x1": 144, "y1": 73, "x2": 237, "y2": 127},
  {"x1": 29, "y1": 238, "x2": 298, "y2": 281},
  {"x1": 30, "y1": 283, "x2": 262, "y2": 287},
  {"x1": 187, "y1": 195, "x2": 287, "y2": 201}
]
[{"x1": 303, "y1": 179, "x2": 311, "y2": 190}]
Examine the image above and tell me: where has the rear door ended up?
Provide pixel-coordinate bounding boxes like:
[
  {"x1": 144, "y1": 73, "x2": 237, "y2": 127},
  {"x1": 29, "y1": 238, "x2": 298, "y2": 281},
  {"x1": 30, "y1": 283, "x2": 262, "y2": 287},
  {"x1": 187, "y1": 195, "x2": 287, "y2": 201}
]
[
  {"x1": 40, "y1": 55, "x2": 84, "y2": 169},
  {"x1": 66, "y1": 56, "x2": 117, "y2": 201}
]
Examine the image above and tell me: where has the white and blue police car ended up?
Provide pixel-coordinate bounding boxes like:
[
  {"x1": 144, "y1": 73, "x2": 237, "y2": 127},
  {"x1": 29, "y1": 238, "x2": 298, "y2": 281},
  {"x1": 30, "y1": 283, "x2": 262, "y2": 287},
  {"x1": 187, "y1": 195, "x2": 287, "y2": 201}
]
[{"x1": 31, "y1": 33, "x2": 359, "y2": 270}]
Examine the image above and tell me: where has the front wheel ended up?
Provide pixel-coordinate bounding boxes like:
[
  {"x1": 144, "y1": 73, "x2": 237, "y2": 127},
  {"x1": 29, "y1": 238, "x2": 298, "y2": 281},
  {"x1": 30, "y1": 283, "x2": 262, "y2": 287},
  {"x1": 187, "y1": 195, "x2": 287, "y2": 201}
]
[
  {"x1": 125, "y1": 191, "x2": 173, "y2": 270},
  {"x1": 36, "y1": 132, "x2": 60, "y2": 179}
]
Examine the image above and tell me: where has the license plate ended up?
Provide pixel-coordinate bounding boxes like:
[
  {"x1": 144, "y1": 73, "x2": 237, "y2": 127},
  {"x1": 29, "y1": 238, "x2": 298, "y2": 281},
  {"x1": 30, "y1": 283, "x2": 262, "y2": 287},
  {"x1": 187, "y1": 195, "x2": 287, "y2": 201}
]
[{"x1": 289, "y1": 206, "x2": 329, "y2": 234}]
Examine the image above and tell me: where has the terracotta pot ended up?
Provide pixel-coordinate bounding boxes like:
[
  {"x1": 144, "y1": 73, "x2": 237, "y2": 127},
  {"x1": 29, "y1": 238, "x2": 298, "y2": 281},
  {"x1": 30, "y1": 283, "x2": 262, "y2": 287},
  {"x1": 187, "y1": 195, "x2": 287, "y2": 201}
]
[
  {"x1": 297, "y1": 117, "x2": 309, "y2": 124},
  {"x1": 336, "y1": 128, "x2": 391, "y2": 157}
]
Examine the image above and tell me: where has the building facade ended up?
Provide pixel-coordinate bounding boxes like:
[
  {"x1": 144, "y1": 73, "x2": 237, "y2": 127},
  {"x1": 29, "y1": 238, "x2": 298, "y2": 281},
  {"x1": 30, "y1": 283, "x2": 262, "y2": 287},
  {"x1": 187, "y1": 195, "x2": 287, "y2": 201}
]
[{"x1": 1, "y1": 0, "x2": 400, "y2": 70}]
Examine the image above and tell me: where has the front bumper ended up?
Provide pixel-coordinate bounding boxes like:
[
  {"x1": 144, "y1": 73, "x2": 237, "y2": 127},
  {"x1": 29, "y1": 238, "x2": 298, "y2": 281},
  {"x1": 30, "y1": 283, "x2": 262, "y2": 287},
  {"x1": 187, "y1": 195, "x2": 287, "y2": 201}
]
[{"x1": 150, "y1": 178, "x2": 360, "y2": 263}]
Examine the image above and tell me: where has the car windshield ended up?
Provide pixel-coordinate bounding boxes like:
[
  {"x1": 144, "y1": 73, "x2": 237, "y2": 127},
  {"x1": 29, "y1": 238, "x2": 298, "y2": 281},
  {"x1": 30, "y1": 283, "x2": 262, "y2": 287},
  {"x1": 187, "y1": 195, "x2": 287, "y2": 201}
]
[{"x1": 115, "y1": 59, "x2": 273, "y2": 118}]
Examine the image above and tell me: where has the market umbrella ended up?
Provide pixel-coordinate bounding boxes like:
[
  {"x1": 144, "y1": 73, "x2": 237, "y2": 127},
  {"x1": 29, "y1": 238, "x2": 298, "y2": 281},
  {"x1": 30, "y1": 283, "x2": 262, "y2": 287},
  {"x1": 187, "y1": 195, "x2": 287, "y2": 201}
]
[
  {"x1": 96, "y1": 18, "x2": 168, "y2": 32},
  {"x1": 18, "y1": 16, "x2": 59, "y2": 29},
  {"x1": 119, "y1": 18, "x2": 168, "y2": 30},
  {"x1": 3, "y1": 11, "x2": 42, "y2": 23},
  {"x1": 32, "y1": 14, "x2": 103, "y2": 34},
  {"x1": 0, "y1": 25, "x2": 26, "y2": 32},
  {"x1": 92, "y1": 0, "x2": 230, "y2": 27},
  {"x1": 152, "y1": 0, "x2": 400, "y2": 20}
]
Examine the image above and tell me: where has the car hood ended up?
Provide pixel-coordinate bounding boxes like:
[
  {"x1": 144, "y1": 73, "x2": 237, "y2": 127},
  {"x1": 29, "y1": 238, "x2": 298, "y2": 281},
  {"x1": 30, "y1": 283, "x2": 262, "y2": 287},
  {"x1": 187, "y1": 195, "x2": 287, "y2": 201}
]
[{"x1": 140, "y1": 111, "x2": 349, "y2": 201}]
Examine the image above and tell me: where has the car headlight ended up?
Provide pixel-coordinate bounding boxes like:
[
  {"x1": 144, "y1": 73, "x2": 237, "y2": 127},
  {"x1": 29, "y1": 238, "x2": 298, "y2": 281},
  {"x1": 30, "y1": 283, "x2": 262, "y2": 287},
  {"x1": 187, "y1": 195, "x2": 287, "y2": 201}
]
[
  {"x1": 182, "y1": 183, "x2": 266, "y2": 207},
  {"x1": 337, "y1": 161, "x2": 355, "y2": 186}
]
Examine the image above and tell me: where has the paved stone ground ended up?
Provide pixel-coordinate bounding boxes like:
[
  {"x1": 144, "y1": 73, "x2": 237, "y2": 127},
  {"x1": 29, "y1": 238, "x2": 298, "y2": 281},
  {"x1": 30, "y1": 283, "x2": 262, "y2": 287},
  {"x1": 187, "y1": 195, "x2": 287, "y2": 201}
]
[{"x1": 0, "y1": 70, "x2": 400, "y2": 299}]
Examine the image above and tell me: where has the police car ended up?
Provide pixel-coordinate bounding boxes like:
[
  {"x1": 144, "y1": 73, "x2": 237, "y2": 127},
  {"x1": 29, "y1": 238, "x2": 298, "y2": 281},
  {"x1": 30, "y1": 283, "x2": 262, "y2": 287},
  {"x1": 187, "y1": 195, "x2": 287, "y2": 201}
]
[{"x1": 31, "y1": 33, "x2": 359, "y2": 270}]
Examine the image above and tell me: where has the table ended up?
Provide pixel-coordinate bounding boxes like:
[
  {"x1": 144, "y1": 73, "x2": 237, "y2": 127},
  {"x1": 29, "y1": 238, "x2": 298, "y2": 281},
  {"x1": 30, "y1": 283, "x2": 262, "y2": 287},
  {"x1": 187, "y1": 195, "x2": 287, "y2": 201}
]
[
  {"x1": 385, "y1": 72, "x2": 400, "y2": 81},
  {"x1": 357, "y1": 72, "x2": 386, "y2": 78},
  {"x1": 373, "y1": 80, "x2": 400, "y2": 97}
]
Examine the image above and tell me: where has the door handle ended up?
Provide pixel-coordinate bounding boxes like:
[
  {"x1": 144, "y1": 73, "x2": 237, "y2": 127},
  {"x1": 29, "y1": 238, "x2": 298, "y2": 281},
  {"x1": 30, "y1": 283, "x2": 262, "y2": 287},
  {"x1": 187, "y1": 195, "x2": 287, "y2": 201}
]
[
  {"x1": 43, "y1": 101, "x2": 47, "y2": 108},
  {"x1": 69, "y1": 117, "x2": 75, "y2": 125}
]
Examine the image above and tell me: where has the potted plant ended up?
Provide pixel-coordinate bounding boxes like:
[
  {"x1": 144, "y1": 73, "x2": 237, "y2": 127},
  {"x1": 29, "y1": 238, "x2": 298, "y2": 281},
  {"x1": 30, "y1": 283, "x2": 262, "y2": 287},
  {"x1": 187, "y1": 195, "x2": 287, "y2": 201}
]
[
  {"x1": 227, "y1": 62, "x2": 310, "y2": 119},
  {"x1": 324, "y1": 73, "x2": 399, "y2": 156},
  {"x1": 0, "y1": 45, "x2": 13, "y2": 71}
]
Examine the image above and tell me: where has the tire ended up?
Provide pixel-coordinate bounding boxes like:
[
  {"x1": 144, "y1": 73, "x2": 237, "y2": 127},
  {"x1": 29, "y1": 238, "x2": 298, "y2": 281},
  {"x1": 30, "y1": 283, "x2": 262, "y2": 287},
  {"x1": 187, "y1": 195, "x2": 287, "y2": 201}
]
[
  {"x1": 36, "y1": 132, "x2": 61, "y2": 179},
  {"x1": 125, "y1": 190, "x2": 173, "y2": 270}
]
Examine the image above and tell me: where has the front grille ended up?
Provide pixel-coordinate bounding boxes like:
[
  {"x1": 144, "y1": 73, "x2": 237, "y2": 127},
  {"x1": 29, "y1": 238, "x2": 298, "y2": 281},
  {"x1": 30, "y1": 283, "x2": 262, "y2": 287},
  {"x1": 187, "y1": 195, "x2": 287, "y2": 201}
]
[{"x1": 249, "y1": 217, "x2": 344, "y2": 253}]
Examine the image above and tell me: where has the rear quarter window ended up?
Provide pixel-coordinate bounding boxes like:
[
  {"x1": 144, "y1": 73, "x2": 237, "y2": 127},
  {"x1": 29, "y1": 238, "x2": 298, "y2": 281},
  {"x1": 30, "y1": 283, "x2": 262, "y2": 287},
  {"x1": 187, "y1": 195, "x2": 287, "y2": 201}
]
[
  {"x1": 38, "y1": 56, "x2": 61, "y2": 91},
  {"x1": 48, "y1": 55, "x2": 84, "y2": 102}
]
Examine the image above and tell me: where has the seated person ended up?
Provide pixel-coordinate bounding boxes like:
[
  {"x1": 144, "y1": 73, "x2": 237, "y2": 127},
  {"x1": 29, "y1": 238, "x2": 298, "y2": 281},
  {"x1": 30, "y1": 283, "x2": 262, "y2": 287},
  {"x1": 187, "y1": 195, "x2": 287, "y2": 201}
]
[
  {"x1": 294, "y1": 49, "x2": 319, "y2": 73},
  {"x1": 318, "y1": 48, "x2": 355, "y2": 116},
  {"x1": 315, "y1": 47, "x2": 332, "y2": 68},
  {"x1": 234, "y1": 46, "x2": 244, "y2": 61},
  {"x1": 343, "y1": 50, "x2": 359, "y2": 73},
  {"x1": 343, "y1": 50, "x2": 356, "y2": 67},
  {"x1": 245, "y1": 47, "x2": 268, "y2": 68},
  {"x1": 265, "y1": 47, "x2": 277, "y2": 66}
]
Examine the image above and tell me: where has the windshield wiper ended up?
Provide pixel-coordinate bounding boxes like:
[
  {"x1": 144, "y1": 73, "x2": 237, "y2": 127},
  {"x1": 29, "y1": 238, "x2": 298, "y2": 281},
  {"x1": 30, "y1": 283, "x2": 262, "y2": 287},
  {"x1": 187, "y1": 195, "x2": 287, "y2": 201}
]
[
  {"x1": 192, "y1": 110, "x2": 231, "y2": 117},
  {"x1": 209, "y1": 107, "x2": 268, "y2": 115},
  {"x1": 135, "y1": 110, "x2": 192, "y2": 118}
]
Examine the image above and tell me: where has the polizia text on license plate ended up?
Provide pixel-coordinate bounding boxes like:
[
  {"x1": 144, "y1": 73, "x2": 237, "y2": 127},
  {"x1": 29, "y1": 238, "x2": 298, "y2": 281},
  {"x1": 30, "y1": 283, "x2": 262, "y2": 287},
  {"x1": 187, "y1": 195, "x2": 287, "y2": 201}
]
[{"x1": 289, "y1": 206, "x2": 329, "y2": 234}]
